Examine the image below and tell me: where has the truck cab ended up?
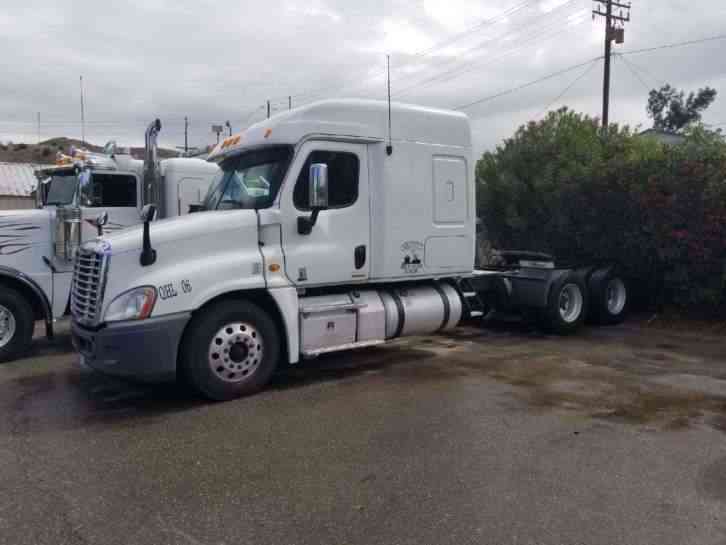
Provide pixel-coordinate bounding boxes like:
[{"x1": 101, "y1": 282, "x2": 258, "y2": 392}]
[
  {"x1": 0, "y1": 139, "x2": 218, "y2": 361},
  {"x1": 71, "y1": 100, "x2": 476, "y2": 399},
  {"x1": 71, "y1": 101, "x2": 631, "y2": 400}
]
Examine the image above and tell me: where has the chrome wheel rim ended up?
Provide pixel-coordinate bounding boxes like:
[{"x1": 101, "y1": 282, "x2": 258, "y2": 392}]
[
  {"x1": 606, "y1": 278, "x2": 626, "y2": 315},
  {"x1": 558, "y1": 283, "x2": 583, "y2": 324},
  {"x1": 208, "y1": 322, "x2": 264, "y2": 383},
  {"x1": 0, "y1": 304, "x2": 16, "y2": 348}
]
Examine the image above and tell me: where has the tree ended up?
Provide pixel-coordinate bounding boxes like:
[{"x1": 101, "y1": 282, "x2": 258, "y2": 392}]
[
  {"x1": 476, "y1": 108, "x2": 726, "y2": 315},
  {"x1": 647, "y1": 84, "x2": 717, "y2": 133}
]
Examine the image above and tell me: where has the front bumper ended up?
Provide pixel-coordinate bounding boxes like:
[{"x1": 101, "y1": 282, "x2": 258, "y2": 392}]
[{"x1": 72, "y1": 313, "x2": 191, "y2": 382}]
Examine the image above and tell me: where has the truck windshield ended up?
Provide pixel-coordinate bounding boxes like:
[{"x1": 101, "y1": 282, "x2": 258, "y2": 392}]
[
  {"x1": 45, "y1": 173, "x2": 78, "y2": 205},
  {"x1": 203, "y1": 145, "x2": 293, "y2": 210}
]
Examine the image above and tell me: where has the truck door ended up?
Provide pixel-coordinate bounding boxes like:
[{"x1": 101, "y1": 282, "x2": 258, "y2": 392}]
[
  {"x1": 79, "y1": 173, "x2": 140, "y2": 238},
  {"x1": 280, "y1": 141, "x2": 370, "y2": 286}
]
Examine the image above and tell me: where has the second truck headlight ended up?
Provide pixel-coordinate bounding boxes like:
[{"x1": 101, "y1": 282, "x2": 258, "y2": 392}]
[{"x1": 104, "y1": 286, "x2": 157, "y2": 322}]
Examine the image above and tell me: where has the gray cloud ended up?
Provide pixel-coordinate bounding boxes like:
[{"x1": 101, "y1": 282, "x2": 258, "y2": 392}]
[{"x1": 1, "y1": 0, "x2": 725, "y2": 155}]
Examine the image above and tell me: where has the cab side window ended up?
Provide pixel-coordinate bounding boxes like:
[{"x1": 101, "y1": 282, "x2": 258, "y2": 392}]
[
  {"x1": 83, "y1": 174, "x2": 137, "y2": 207},
  {"x1": 293, "y1": 151, "x2": 359, "y2": 210}
]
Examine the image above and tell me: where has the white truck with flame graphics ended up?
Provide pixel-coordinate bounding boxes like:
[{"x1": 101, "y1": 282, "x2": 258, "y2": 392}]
[
  {"x1": 0, "y1": 122, "x2": 218, "y2": 361},
  {"x1": 70, "y1": 100, "x2": 628, "y2": 400}
]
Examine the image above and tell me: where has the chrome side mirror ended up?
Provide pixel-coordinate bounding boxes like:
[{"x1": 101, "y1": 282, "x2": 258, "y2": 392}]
[
  {"x1": 308, "y1": 163, "x2": 329, "y2": 210},
  {"x1": 299, "y1": 163, "x2": 329, "y2": 235},
  {"x1": 95, "y1": 211, "x2": 108, "y2": 236}
]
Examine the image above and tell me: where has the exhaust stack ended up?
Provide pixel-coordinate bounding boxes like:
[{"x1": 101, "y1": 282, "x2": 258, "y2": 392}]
[{"x1": 142, "y1": 119, "x2": 163, "y2": 216}]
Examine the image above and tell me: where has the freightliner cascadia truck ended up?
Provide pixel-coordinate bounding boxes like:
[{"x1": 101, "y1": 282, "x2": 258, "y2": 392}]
[
  {"x1": 0, "y1": 121, "x2": 218, "y2": 361},
  {"x1": 70, "y1": 100, "x2": 628, "y2": 400}
]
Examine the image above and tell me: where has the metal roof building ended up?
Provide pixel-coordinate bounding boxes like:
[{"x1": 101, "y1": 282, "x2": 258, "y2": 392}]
[{"x1": 0, "y1": 162, "x2": 46, "y2": 209}]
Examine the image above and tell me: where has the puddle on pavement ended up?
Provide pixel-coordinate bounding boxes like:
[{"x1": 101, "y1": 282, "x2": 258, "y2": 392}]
[{"x1": 3, "y1": 367, "x2": 205, "y2": 436}]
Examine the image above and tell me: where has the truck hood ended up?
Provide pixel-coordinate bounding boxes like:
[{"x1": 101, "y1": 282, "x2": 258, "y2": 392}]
[
  {"x1": 0, "y1": 209, "x2": 51, "y2": 257},
  {"x1": 97, "y1": 209, "x2": 258, "y2": 256},
  {"x1": 92, "y1": 209, "x2": 265, "y2": 320}
]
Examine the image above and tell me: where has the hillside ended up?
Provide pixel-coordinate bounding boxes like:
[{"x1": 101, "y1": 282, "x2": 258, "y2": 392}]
[{"x1": 0, "y1": 137, "x2": 178, "y2": 164}]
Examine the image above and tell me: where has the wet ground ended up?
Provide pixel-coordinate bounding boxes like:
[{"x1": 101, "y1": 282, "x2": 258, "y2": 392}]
[{"x1": 1, "y1": 319, "x2": 726, "y2": 544}]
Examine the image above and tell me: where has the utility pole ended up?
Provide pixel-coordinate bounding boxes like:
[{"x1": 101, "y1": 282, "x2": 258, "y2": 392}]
[
  {"x1": 288, "y1": 96, "x2": 292, "y2": 110},
  {"x1": 593, "y1": 1, "x2": 631, "y2": 130},
  {"x1": 212, "y1": 124, "x2": 223, "y2": 144},
  {"x1": 267, "y1": 100, "x2": 271, "y2": 119},
  {"x1": 37, "y1": 112, "x2": 40, "y2": 145},
  {"x1": 184, "y1": 116, "x2": 189, "y2": 153},
  {"x1": 79, "y1": 75, "x2": 86, "y2": 146}
]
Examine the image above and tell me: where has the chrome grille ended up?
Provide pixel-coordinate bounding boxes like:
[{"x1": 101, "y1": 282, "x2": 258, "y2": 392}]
[{"x1": 71, "y1": 247, "x2": 108, "y2": 326}]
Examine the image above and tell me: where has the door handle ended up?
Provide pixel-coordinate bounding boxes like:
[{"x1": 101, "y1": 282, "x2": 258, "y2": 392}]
[{"x1": 354, "y1": 245, "x2": 366, "y2": 270}]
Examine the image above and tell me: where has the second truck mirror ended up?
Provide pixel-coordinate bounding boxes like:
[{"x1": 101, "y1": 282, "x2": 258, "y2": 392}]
[
  {"x1": 95, "y1": 211, "x2": 108, "y2": 237},
  {"x1": 140, "y1": 204, "x2": 157, "y2": 222}
]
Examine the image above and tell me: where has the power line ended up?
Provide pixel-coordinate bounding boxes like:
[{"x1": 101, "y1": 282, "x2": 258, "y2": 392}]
[
  {"x1": 619, "y1": 33, "x2": 726, "y2": 56},
  {"x1": 454, "y1": 56, "x2": 602, "y2": 111},
  {"x1": 536, "y1": 58, "x2": 600, "y2": 119},
  {"x1": 394, "y1": 2, "x2": 586, "y2": 99},
  {"x1": 391, "y1": 0, "x2": 581, "y2": 89},
  {"x1": 456, "y1": 30, "x2": 726, "y2": 117},
  {"x1": 288, "y1": 0, "x2": 541, "y2": 105},
  {"x1": 615, "y1": 54, "x2": 651, "y2": 92},
  {"x1": 404, "y1": 0, "x2": 537, "y2": 60},
  {"x1": 614, "y1": 53, "x2": 667, "y2": 87}
]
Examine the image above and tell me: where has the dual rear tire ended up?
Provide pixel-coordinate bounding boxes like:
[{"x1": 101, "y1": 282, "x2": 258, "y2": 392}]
[
  {"x1": 540, "y1": 268, "x2": 628, "y2": 334},
  {"x1": 588, "y1": 268, "x2": 628, "y2": 325},
  {"x1": 540, "y1": 275, "x2": 588, "y2": 334}
]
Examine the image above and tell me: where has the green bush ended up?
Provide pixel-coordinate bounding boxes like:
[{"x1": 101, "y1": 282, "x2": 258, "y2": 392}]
[{"x1": 476, "y1": 108, "x2": 726, "y2": 315}]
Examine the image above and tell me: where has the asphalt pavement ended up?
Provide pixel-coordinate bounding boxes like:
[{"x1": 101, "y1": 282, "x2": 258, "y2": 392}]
[{"x1": 1, "y1": 320, "x2": 725, "y2": 545}]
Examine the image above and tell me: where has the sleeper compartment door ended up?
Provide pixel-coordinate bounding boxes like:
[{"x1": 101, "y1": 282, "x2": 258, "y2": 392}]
[
  {"x1": 280, "y1": 141, "x2": 370, "y2": 286},
  {"x1": 425, "y1": 155, "x2": 471, "y2": 271}
]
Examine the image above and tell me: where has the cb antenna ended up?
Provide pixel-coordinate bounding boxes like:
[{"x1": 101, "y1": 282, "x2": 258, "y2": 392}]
[{"x1": 386, "y1": 54, "x2": 393, "y2": 156}]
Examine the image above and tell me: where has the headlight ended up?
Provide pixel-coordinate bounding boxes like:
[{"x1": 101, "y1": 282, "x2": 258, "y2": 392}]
[{"x1": 104, "y1": 286, "x2": 157, "y2": 322}]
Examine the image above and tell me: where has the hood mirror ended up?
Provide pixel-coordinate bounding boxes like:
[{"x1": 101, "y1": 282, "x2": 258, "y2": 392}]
[
  {"x1": 95, "y1": 211, "x2": 108, "y2": 237},
  {"x1": 140, "y1": 204, "x2": 157, "y2": 223},
  {"x1": 139, "y1": 204, "x2": 157, "y2": 267}
]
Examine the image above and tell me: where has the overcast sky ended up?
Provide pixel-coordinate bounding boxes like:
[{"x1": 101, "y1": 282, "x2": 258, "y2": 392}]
[{"x1": 1, "y1": 0, "x2": 725, "y2": 155}]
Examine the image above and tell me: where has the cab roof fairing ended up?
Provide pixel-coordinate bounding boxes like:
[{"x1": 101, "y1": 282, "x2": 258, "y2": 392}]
[{"x1": 206, "y1": 99, "x2": 470, "y2": 164}]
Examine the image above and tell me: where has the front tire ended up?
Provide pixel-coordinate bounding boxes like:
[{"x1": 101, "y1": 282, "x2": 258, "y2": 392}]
[
  {"x1": 180, "y1": 300, "x2": 280, "y2": 401},
  {"x1": 540, "y1": 274, "x2": 587, "y2": 335},
  {"x1": 0, "y1": 287, "x2": 34, "y2": 363}
]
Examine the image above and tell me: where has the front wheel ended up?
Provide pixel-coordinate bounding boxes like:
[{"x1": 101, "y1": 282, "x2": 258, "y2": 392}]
[
  {"x1": 0, "y1": 288, "x2": 34, "y2": 362},
  {"x1": 180, "y1": 300, "x2": 280, "y2": 401},
  {"x1": 540, "y1": 275, "x2": 587, "y2": 335}
]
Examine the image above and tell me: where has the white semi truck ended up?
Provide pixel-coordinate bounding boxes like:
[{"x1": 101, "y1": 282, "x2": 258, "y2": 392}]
[
  {"x1": 0, "y1": 121, "x2": 218, "y2": 361},
  {"x1": 70, "y1": 100, "x2": 628, "y2": 400}
]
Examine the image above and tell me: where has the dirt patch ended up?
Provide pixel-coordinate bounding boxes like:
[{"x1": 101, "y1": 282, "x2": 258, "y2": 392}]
[
  {"x1": 698, "y1": 455, "x2": 726, "y2": 502},
  {"x1": 423, "y1": 327, "x2": 726, "y2": 432}
]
